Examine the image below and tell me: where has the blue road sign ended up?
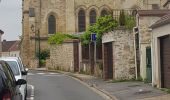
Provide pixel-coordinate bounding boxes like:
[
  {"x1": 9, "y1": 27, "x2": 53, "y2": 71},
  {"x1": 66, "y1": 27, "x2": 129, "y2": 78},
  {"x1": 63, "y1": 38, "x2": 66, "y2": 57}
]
[{"x1": 91, "y1": 33, "x2": 96, "y2": 41}]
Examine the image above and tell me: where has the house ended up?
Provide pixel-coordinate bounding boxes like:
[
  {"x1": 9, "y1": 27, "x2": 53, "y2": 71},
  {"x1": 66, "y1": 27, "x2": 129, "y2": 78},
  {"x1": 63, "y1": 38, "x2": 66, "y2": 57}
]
[
  {"x1": 136, "y1": 10, "x2": 170, "y2": 82},
  {"x1": 135, "y1": 0, "x2": 170, "y2": 84},
  {"x1": 1, "y1": 40, "x2": 20, "y2": 57},
  {"x1": 150, "y1": 13, "x2": 170, "y2": 88}
]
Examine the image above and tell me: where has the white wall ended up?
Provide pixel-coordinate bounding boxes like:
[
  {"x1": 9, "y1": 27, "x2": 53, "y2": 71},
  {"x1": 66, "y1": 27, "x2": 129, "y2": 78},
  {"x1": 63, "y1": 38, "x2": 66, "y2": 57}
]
[
  {"x1": 1, "y1": 51, "x2": 20, "y2": 57},
  {"x1": 152, "y1": 23, "x2": 170, "y2": 88}
]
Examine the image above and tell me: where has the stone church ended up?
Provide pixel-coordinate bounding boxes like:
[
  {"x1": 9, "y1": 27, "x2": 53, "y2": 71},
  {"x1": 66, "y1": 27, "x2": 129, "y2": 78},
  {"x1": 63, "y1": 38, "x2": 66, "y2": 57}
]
[
  {"x1": 21, "y1": 0, "x2": 141, "y2": 68},
  {"x1": 25, "y1": 0, "x2": 170, "y2": 69}
]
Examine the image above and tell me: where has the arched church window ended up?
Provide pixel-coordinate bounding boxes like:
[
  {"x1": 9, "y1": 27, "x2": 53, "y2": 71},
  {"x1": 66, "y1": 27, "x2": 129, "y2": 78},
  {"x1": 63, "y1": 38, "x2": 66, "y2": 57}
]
[
  {"x1": 101, "y1": 9, "x2": 109, "y2": 17},
  {"x1": 48, "y1": 15, "x2": 56, "y2": 34},
  {"x1": 90, "y1": 10, "x2": 97, "y2": 25},
  {"x1": 78, "y1": 9, "x2": 86, "y2": 32}
]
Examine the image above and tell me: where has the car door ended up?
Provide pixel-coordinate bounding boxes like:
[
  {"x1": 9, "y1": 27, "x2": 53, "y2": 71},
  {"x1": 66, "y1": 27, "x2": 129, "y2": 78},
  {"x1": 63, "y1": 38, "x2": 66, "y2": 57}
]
[{"x1": 3, "y1": 62, "x2": 22, "y2": 100}]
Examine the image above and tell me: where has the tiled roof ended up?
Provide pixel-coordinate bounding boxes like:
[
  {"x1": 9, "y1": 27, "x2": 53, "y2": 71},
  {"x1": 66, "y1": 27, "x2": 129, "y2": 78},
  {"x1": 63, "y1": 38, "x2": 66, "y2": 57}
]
[
  {"x1": 8, "y1": 41, "x2": 20, "y2": 51},
  {"x1": 138, "y1": 10, "x2": 170, "y2": 17},
  {"x1": 150, "y1": 13, "x2": 170, "y2": 29},
  {"x1": 2, "y1": 40, "x2": 20, "y2": 52},
  {"x1": 163, "y1": 0, "x2": 170, "y2": 7}
]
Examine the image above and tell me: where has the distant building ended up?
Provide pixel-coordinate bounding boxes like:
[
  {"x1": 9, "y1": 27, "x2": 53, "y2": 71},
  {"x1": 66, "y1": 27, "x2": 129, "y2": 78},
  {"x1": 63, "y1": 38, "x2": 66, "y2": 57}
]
[{"x1": 1, "y1": 40, "x2": 20, "y2": 57}]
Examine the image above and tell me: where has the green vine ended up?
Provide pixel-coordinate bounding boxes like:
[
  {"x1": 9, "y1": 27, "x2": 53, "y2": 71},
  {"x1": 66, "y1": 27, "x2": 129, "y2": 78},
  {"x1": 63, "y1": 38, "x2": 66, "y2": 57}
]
[
  {"x1": 81, "y1": 15, "x2": 118, "y2": 45},
  {"x1": 48, "y1": 32, "x2": 79, "y2": 44},
  {"x1": 125, "y1": 15, "x2": 136, "y2": 30}
]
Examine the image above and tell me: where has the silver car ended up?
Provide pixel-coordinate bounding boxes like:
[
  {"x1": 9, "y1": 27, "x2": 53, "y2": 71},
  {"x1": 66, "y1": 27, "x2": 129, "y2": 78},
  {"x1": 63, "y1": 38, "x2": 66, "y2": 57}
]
[{"x1": 0, "y1": 57, "x2": 28, "y2": 100}]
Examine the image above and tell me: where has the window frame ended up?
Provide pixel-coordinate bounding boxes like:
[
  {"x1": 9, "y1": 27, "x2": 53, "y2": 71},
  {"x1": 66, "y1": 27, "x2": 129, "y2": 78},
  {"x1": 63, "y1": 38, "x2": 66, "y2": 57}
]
[
  {"x1": 78, "y1": 9, "x2": 86, "y2": 32},
  {"x1": 48, "y1": 15, "x2": 56, "y2": 34}
]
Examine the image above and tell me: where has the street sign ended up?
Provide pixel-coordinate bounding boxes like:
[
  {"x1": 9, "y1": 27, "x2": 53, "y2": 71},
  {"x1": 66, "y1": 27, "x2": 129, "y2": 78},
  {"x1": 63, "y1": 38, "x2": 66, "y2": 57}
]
[{"x1": 91, "y1": 33, "x2": 96, "y2": 41}]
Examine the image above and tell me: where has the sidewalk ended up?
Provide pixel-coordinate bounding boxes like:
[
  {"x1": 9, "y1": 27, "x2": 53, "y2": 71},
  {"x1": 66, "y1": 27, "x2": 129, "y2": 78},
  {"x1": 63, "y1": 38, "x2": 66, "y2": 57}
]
[{"x1": 57, "y1": 71, "x2": 170, "y2": 100}]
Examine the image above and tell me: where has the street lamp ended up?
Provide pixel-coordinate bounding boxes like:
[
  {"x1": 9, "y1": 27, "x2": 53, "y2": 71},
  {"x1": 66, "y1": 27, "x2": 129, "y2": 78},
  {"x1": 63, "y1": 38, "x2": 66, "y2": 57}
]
[{"x1": 31, "y1": 24, "x2": 41, "y2": 68}]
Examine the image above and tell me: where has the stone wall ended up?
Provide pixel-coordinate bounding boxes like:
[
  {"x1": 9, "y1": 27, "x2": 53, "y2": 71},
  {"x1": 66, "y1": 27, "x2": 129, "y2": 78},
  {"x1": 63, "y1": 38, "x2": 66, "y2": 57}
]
[
  {"x1": 102, "y1": 30, "x2": 135, "y2": 80},
  {"x1": 49, "y1": 40, "x2": 78, "y2": 72},
  {"x1": 139, "y1": 17, "x2": 159, "y2": 43}
]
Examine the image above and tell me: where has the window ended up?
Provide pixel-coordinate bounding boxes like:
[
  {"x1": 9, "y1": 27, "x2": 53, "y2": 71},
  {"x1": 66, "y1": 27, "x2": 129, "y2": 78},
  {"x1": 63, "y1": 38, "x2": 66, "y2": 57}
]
[
  {"x1": 29, "y1": 8, "x2": 35, "y2": 17},
  {"x1": 90, "y1": 10, "x2": 97, "y2": 25},
  {"x1": 101, "y1": 9, "x2": 109, "y2": 17},
  {"x1": 78, "y1": 9, "x2": 86, "y2": 32},
  {"x1": 48, "y1": 15, "x2": 56, "y2": 34}
]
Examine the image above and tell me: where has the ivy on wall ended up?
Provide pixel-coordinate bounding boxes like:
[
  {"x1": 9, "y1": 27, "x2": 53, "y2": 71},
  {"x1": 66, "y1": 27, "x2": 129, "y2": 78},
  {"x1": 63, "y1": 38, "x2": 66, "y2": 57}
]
[
  {"x1": 81, "y1": 15, "x2": 118, "y2": 45},
  {"x1": 48, "y1": 32, "x2": 79, "y2": 44}
]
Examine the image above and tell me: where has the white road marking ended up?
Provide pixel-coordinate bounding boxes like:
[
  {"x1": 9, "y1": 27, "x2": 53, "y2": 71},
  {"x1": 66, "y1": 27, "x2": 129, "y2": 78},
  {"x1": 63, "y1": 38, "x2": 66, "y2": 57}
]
[
  {"x1": 49, "y1": 73, "x2": 59, "y2": 75},
  {"x1": 37, "y1": 73, "x2": 45, "y2": 75},
  {"x1": 26, "y1": 84, "x2": 34, "y2": 100},
  {"x1": 27, "y1": 73, "x2": 35, "y2": 75},
  {"x1": 43, "y1": 74, "x2": 65, "y2": 77}
]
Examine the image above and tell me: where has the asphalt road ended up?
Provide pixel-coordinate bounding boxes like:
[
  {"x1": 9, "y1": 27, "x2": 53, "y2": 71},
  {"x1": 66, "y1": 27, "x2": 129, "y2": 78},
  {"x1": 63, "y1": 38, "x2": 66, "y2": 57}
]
[{"x1": 26, "y1": 70, "x2": 106, "y2": 100}]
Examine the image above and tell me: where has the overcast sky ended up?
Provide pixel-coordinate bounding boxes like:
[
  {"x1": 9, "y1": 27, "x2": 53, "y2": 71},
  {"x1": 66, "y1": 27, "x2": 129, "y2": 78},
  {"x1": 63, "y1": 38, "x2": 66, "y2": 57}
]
[{"x1": 0, "y1": 0, "x2": 22, "y2": 41}]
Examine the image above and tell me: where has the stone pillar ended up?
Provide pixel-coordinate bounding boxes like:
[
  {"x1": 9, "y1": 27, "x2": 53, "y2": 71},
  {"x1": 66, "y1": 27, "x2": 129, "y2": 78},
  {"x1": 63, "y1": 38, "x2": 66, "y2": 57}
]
[{"x1": 21, "y1": 0, "x2": 31, "y2": 67}]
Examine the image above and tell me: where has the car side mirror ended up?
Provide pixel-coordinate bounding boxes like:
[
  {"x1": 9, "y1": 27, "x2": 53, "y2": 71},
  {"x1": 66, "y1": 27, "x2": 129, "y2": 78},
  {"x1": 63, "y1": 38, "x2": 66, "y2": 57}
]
[
  {"x1": 21, "y1": 71, "x2": 27, "y2": 75},
  {"x1": 16, "y1": 79, "x2": 27, "y2": 85}
]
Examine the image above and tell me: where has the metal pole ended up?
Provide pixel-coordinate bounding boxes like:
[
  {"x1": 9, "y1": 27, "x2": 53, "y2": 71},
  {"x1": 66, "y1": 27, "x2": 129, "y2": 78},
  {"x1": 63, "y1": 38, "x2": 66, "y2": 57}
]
[
  {"x1": 38, "y1": 30, "x2": 40, "y2": 67},
  {"x1": 94, "y1": 41, "x2": 96, "y2": 73}
]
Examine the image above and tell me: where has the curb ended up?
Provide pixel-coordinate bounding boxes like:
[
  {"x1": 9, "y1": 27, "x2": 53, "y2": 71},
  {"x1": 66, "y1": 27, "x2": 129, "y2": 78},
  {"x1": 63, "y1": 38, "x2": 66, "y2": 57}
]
[{"x1": 69, "y1": 74, "x2": 118, "y2": 100}]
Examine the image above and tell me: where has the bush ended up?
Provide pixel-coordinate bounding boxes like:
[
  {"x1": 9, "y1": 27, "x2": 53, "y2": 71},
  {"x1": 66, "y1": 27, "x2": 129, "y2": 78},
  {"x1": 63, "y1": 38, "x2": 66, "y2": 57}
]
[
  {"x1": 36, "y1": 49, "x2": 50, "y2": 59},
  {"x1": 40, "y1": 59, "x2": 45, "y2": 66}
]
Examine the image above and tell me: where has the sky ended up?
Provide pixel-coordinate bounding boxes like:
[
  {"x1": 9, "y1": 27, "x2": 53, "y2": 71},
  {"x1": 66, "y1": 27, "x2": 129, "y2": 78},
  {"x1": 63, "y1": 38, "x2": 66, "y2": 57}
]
[{"x1": 0, "y1": 0, "x2": 22, "y2": 41}]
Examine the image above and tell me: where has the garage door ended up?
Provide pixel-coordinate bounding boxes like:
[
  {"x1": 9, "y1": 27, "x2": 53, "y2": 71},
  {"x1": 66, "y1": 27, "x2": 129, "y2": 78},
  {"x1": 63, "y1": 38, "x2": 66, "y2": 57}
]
[{"x1": 160, "y1": 35, "x2": 170, "y2": 88}]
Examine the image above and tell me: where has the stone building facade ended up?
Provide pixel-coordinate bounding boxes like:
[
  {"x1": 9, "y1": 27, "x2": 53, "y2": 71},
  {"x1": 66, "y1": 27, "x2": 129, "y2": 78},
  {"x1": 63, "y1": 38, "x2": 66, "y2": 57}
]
[
  {"x1": 102, "y1": 30, "x2": 135, "y2": 80},
  {"x1": 21, "y1": 0, "x2": 139, "y2": 68}
]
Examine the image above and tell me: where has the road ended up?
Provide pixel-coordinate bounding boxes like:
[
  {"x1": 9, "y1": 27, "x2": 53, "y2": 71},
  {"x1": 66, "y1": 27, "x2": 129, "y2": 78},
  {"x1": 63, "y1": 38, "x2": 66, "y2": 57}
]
[{"x1": 26, "y1": 70, "x2": 106, "y2": 100}]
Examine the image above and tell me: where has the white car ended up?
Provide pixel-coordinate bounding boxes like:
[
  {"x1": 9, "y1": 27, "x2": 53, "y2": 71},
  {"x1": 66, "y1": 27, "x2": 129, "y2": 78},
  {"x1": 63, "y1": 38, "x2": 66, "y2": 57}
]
[{"x1": 0, "y1": 57, "x2": 28, "y2": 100}]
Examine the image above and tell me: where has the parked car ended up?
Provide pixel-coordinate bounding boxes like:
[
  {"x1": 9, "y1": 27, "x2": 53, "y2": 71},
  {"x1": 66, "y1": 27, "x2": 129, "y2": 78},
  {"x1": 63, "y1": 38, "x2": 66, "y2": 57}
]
[
  {"x1": 0, "y1": 57, "x2": 28, "y2": 100},
  {"x1": 0, "y1": 60, "x2": 27, "y2": 100}
]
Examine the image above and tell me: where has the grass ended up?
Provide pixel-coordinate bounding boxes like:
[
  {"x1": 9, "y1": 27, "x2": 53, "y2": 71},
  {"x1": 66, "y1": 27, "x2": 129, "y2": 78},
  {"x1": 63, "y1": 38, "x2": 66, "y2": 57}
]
[{"x1": 161, "y1": 88, "x2": 170, "y2": 94}]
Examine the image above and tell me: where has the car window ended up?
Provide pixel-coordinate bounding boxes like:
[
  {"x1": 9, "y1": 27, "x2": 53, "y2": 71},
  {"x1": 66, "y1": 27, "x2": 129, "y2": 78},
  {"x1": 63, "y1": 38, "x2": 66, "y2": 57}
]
[
  {"x1": 17, "y1": 59, "x2": 25, "y2": 71},
  {"x1": 1, "y1": 63, "x2": 15, "y2": 88},
  {"x1": 6, "y1": 61, "x2": 20, "y2": 76},
  {"x1": 4, "y1": 63, "x2": 16, "y2": 86}
]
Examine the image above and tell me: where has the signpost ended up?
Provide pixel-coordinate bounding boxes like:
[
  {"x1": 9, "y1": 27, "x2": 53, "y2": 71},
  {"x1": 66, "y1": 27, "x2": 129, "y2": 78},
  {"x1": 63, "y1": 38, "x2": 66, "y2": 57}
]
[{"x1": 91, "y1": 33, "x2": 97, "y2": 71}]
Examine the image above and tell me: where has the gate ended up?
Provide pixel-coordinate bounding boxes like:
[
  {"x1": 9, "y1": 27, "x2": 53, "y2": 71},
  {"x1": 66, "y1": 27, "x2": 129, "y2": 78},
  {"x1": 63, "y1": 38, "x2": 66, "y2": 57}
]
[{"x1": 146, "y1": 47, "x2": 152, "y2": 83}]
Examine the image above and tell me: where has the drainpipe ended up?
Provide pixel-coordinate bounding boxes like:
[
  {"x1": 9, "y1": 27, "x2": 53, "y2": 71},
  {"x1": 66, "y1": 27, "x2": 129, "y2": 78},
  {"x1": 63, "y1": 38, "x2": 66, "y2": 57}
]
[{"x1": 148, "y1": 28, "x2": 154, "y2": 86}]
